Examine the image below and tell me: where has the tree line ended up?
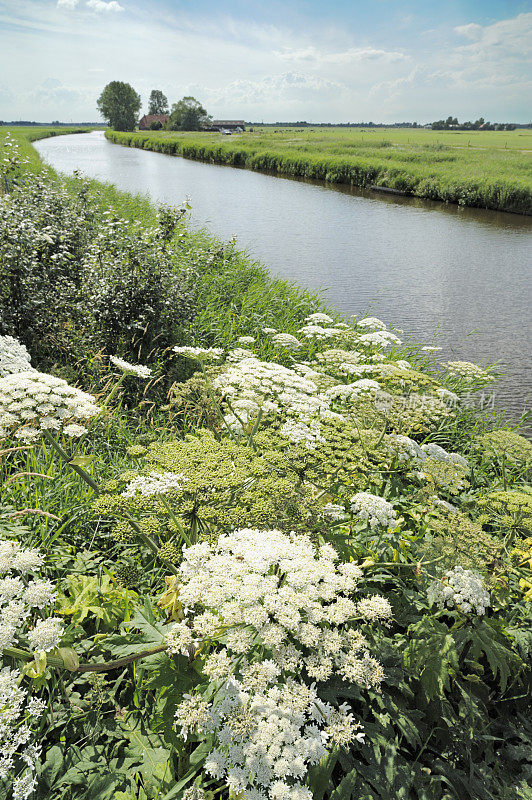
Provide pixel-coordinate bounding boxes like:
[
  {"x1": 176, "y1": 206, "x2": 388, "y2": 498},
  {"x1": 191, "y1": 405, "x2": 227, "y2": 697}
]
[
  {"x1": 432, "y1": 116, "x2": 516, "y2": 131},
  {"x1": 96, "y1": 82, "x2": 211, "y2": 132}
]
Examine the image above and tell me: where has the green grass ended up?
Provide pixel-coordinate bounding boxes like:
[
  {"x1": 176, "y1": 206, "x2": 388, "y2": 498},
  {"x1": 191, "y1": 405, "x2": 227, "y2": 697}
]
[{"x1": 105, "y1": 126, "x2": 532, "y2": 214}]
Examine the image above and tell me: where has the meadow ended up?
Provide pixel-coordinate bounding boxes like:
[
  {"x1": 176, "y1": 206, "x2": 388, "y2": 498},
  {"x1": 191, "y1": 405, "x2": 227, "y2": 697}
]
[
  {"x1": 105, "y1": 126, "x2": 532, "y2": 215},
  {"x1": 0, "y1": 127, "x2": 531, "y2": 800}
]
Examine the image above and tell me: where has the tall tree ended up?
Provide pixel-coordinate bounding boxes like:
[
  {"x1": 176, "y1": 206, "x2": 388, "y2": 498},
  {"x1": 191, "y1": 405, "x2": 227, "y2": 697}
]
[
  {"x1": 148, "y1": 89, "x2": 169, "y2": 116},
  {"x1": 97, "y1": 81, "x2": 141, "y2": 131},
  {"x1": 169, "y1": 97, "x2": 210, "y2": 131}
]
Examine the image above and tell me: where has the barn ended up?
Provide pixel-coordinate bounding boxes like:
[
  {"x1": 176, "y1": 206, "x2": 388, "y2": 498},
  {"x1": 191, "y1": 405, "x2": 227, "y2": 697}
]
[{"x1": 138, "y1": 114, "x2": 170, "y2": 130}]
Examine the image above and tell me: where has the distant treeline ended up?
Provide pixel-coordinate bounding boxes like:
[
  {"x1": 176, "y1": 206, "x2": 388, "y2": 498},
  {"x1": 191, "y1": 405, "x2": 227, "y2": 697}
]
[
  {"x1": 248, "y1": 121, "x2": 531, "y2": 129},
  {"x1": 0, "y1": 121, "x2": 104, "y2": 126}
]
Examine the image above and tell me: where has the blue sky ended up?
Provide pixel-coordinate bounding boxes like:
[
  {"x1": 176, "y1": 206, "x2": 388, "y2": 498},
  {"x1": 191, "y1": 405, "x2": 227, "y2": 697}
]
[{"x1": 0, "y1": 0, "x2": 530, "y2": 122}]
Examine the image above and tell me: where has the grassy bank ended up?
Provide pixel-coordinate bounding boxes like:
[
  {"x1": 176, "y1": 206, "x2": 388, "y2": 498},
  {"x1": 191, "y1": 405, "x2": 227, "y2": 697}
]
[
  {"x1": 0, "y1": 128, "x2": 531, "y2": 800},
  {"x1": 105, "y1": 126, "x2": 532, "y2": 215}
]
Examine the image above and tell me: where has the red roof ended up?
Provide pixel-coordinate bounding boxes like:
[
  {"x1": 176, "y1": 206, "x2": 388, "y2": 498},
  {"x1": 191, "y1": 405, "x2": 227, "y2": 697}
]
[{"x1": 139, "y1": 114, "x2": 170, "y2": 129}]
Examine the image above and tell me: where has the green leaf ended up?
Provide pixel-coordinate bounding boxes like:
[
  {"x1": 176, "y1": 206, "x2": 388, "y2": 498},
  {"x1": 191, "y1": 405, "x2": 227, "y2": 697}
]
[{"x1": 403, "y1": 617, "x2": 458, "y2": 700}]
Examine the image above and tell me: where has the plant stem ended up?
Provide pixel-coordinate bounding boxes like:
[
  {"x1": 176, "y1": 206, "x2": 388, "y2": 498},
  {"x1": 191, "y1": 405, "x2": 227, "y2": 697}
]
[
  {"x1": 4, "y1": 644, "x2": 168, "y2": 673},
  {"x1": 43, "y1": 429, "x2": 100, "y2": 493},
  {"x1": 124, "y1": 513, "x2": 179, "y2": 576}
]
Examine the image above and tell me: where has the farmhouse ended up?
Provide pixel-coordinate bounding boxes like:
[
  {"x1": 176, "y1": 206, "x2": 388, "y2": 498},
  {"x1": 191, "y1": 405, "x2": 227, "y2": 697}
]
[
  {"x1": 207, "y1": 120, "x2": 246, "y2": 132},
  {"x1": 138, "y1": 114, "x2": 170, "y2": 130}
]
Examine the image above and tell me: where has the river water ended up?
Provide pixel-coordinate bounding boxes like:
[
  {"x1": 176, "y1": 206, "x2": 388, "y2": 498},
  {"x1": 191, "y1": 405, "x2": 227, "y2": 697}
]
[{"x1": 35, "y1": 131, "x2": 531, "y2": 423}]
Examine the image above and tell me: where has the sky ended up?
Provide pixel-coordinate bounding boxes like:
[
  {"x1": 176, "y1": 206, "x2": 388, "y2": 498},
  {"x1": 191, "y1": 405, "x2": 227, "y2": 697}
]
[{"x1": 0, "y1": 0, "x2": 531, "y2": 123}]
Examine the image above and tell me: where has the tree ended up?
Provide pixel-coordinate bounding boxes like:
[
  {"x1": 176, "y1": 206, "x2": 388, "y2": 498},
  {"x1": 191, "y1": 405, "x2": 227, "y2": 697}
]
[
  {"x1": 97, "y1": 81, "x2": 141, "y2": 131},
  {"x1": 169, "y1": 96, "x2": 210, "y2": 131},
  {"x1": 148, "y1": 89, "x2": 169, "y2": 116}
]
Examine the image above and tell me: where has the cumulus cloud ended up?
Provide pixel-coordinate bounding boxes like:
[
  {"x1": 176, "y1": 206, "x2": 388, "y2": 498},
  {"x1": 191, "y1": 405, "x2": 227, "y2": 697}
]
[
  {"x1": 57, "y1": 0, "x2": 80, "y2": 8},
  {"x1": 196, "y1": 72, "x2": 346, "y2": 108},
  {"x1": 86, "y1": 0, "x2": 124, "y2": 11},
  {"x1": 275, "y1": 45, "x2": 406, "y2": 65}
]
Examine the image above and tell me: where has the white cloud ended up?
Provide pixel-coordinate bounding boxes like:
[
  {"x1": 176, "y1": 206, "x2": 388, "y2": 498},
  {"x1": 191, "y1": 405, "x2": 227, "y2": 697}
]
[
  {"x1": 454, "y1": 23, "x2": 482, "y2": 40},
  {"x1": 57, "y1": 0, "x2": 79, "y2": 8},
  {"x1": 196, "y1": 72, "x2": 345, "y2": 109},
  {"x1": 86, "y1": 0, "x2": 124, "y2": 12},
  {"x1": 275, "y1": 45, "x2": 406, "y2": 65}
]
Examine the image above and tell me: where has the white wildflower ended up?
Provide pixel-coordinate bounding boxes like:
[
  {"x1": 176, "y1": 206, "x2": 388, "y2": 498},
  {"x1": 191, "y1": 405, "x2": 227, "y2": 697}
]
[
  {"x1": 428, "y1": 566, "x2": 490, "y2": 615},
  {"x1": 0, "y1": 372, "x2": 99, "y2": 440},
  {"x1": 0, "y1": 336, "x2": 35, "y2": 377},
  {"x1": 122, "y1": 471, "x2": 187, "y2": 497},
  {"x1": 322, "y1": 503, "x2": 347, "y2": 522},
  {"x1": 22, "y1": 580, "x2": 56, "y2": 609},
  {"x1": 271, "y1": 333, "x2": 301, "y2": 349},
  {"x1": 237, "y1": 336, "x2": 255, "y2": 345},
  {"x1": 445, "y1": 361, "x2": 494, "y2": 383},
  {"x1": 420, "y1": 442, "x2": 468, "y2": 468},
  {"x1": 110, "y1": 356, "x2": 152, "y2": 379},
  {"x1": 279, "y1": 419, "x2": 325, "y2": 450},
  {"x1": 62, "y1": 423, "x2": 88, "y2": 438},
  {"x1": 305, "y1": 313, "x2": 334, "y2": 324},
  {"x1": 27, "y1": 617, "x2": 63, "y2": 653},
  {"x1": 350, "y1": 492, "x2": 397, "y2": 529}
]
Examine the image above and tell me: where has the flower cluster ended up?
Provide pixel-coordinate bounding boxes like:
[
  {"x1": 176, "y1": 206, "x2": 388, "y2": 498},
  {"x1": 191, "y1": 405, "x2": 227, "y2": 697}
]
[
  {"x1": 0, "y1": 539, "x2": 61, "y2": 654},
  {"x1": 350, "y1": 492, "x2": 397, "y2": 529},
  {"x1": 445, "y1": 361, "x2": 494, "y2": 383},
  {"x1": 0, "y1": 336, "x2": 35, "y2": 377},
  {"x1": 279, "y1": 418, "x2": 326, "y2": 450},
  {"x1": 355, "y1": 316, "x2": 387, "y2": 331},
  {"x1": 420, "y1": 442, "x2": 468, "y2": 469},
  {"x1": 357, "y1": 330, "x2": 402, "y2": 348},
  {"x1": 167, "y1": 529, "x2": 389, "y2": 798},
  {"x1": 212, "y1": 357, "x2": 330, "y2": 426},
  {"x1": 428, "y1": 566, "x2": 490, "y2": 615},
  {"x1": 271, "y1": 333, "x2": 302, "y2": 349},
  {"x1": 110, "y1": 355, "x2": 152, "y2": 379},
  {"x1": 0, "y1": 666, "x2": 46, "y2": 800},
  {"x1": 122, "y1": 471, "x2": 188, "y2": 497},
  {"x1": 0, "y1": 371, "x2": 99, "y2": 442}
]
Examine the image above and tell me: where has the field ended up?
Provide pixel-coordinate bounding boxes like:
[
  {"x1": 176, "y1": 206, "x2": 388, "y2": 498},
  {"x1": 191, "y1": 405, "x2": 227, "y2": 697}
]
[
  {"x1": 0, "y1": 128, "x2": 531, "y2": 800},
  {"x1": 105, "y1": 126, "x2": 532, "y2": 215}
]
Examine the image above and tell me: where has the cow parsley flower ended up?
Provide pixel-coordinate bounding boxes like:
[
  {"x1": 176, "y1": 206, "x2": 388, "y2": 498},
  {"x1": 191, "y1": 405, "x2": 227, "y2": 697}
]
[
  {"x1": 0, "y1": 336, "x2": 35, "y2": 377},
  {"x1": 22, "y1": 580, "x2": 56, "y2": 609},
  {"x1": 27, "y1": 617, "x2": 63, "y2": 653},
  {"x1": 271, "y1": 333, "x2": 302, "y2": 349},
  {"x1": 445, "y1": 361, "x2": 494, "y2": 383},
  {"x1": 428, "y1": 566, "x2": 490, "y2": 615},
  {"x1": 350, "y1": 492, "x2": 397, "y2": 529},
  {"x1": 122, "y1": 471, "x2": 188, "y2": 497},
  {"x1": 355, "y1": 317, "x2": 387, "y2": 331},
  {"x1": 420, "y1": 442, "x2": 468, "y2": 468},
  {"x1": 279, "y1": 418, "x2": 325, "y2": 450},
  {"x1": 110, "y1": 356, "x2": 152, "y2": 379},
  {"x1": 0, "y1": 666, "x2": 48, "y2": 798},
  {"x1": 305, "y1": 313, "x2": 334, "y2": 324},
  {"x1": 390, "y1": 434, "x2": 427, "y2": 463},
  {"x1": 0, "y1": 372, "x2": 99, "y2": 440},
  {"x1": 358, "y1": 330, "x2": 402, "y2": 348},
  {"x1": 237, "y1": 336, "x2": 255, "y2": 345}
]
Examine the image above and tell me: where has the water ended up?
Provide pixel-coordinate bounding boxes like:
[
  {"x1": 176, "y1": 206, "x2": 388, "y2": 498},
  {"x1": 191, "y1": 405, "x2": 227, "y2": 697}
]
[{"x1": 35, "y1": 131, "x2": 532, "y2": 423}]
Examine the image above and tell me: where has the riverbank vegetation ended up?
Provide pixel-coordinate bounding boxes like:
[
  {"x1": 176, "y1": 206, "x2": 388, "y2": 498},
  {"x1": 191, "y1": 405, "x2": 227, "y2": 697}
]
[
  {"x1": 0, "y1": 131, "x2": 531, "y2": 800},
  {"x1": 106, "y1": 126, "x2": 532, "y2": 215}
]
